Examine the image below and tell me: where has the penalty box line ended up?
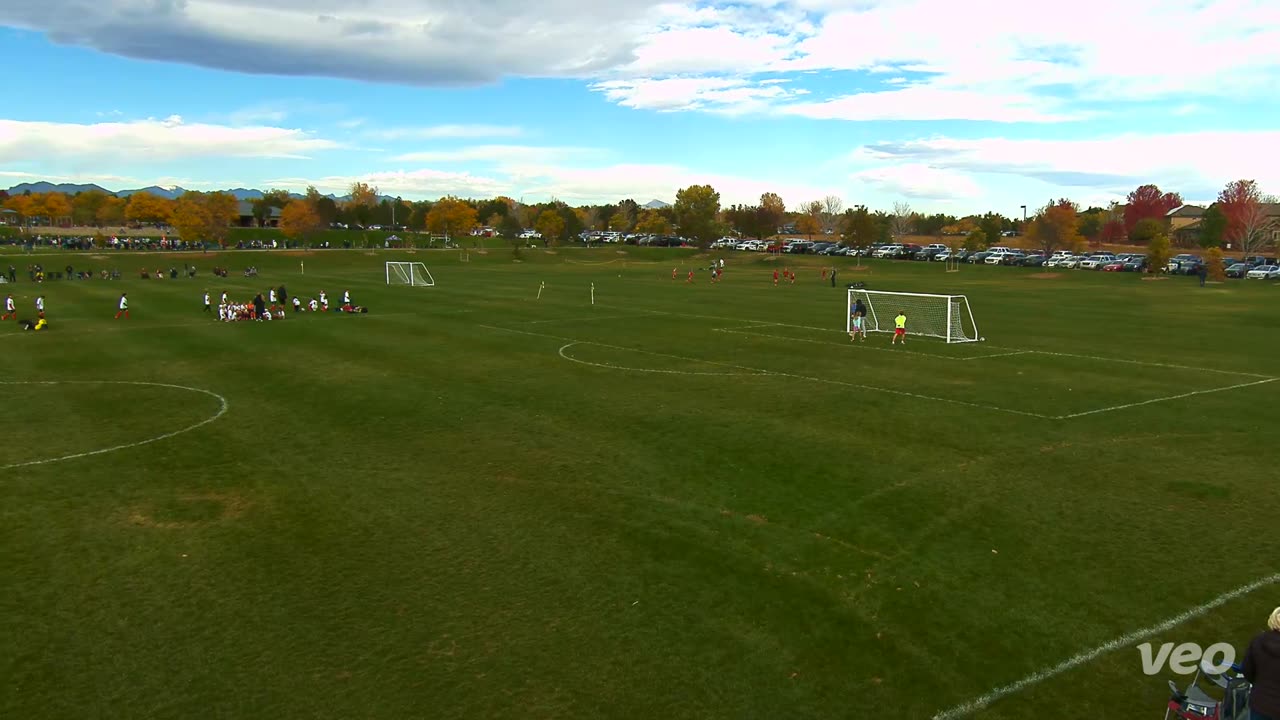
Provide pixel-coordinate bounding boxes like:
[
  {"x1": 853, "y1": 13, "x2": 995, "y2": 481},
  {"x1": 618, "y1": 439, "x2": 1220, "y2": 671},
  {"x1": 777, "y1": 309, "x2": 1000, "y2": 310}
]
[
  {"x1": 597, "y1": 305, "x2": 1275, "y2": 379},
  {"x1": 713, "y1": 325, "x2": 1279, "y2": 419},
  {"x1": 477, "y1": 324, "x2": 1052, "y2": 420},
  {"x1": 931, "y1": 571, "x2": 1280, "y2": 719}
]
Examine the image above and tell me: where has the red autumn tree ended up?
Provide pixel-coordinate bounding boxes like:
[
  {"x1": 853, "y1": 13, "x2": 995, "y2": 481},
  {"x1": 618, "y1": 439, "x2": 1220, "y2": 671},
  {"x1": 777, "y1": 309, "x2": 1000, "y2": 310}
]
[
  {"x1": 1123, "y1": 184, "x2": 1182, "y2": 234},
  {"x1": 1216, "y1": 179, "x2": 1272, "y2": 254}
]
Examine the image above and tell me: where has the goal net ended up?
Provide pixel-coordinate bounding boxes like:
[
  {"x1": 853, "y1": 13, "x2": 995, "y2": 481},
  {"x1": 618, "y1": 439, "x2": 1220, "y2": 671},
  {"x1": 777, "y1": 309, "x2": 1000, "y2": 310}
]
[
  {"x1": 847, "y1": 288, "x2": 981, "y2": 343},
  {"x1": 386, "y1": 261, "x2": 435, "y2": 287}
]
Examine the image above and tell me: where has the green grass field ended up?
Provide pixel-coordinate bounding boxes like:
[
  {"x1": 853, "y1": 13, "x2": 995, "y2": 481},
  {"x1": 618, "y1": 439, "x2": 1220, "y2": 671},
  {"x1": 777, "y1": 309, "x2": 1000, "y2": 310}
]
[{"x1": 2, "y1": 247, "x2": 1278, "y2": 719}]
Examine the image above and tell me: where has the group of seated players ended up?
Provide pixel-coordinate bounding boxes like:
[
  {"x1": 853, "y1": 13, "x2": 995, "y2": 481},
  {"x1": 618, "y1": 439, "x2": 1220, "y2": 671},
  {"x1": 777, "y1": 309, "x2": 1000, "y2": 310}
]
[{"x1": 213, "y1": 287, "x2": 368, "y2": 322}]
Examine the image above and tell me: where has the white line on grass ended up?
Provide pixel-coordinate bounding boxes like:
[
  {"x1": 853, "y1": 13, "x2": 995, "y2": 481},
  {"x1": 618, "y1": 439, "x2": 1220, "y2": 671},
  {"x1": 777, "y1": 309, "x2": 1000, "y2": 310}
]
[
  {"x1": 1052, "y1": 378, "x2": 1278, "y2": 419},
  {"x1": 931, "y1": 572, "x2": 1280, "y2": 719},
  {"x1": 558, "y1": 343, "x2": 767, "y2": 376},
  {"x1": 526, "y1": 314, "x2": 650, "y2": 325},
  {"x1": 479, "y1": 325, "x2": 1052, "y2": 419},
  {"x1": 602, "y1": 304, "x2": 1274, "y2": 379},
  {"x1": 0, "y1": 381, "x2": 229, "y2": 471}
]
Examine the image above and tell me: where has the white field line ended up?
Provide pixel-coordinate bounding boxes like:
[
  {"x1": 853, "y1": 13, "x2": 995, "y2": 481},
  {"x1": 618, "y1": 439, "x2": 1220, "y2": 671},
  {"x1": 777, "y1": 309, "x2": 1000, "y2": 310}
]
[
  {"x1": 526, "y1": 314, "x2": 650, "y2": 325},
  {"x1": 0, "y1": 381, "x2": 230, "y2": 471},
  {"x1": 983, "y1": 346, "x2": 1274, "y2": 380},
  {"x1": 479, "y1": 325, "x2": 1051, "y2": 419},
  {"x1": 932, "y1": 572, "x2": 1280, "y2": 719},
  {"x1": 558, "y1": 343, "x2": 765, "y2": 377},
  {"x1": 1051, "y1": 378, "x2": 1279, "y2": 419},
  {"x1": 602, "y1": 304, "x2": 1274, "y2": 379}
]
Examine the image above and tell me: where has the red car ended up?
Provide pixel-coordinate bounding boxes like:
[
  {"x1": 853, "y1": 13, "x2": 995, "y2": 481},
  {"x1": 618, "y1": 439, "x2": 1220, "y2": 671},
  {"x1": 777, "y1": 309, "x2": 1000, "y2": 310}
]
[{"x1": 1102, "y1": 260, "x2": 1126, "y2": 271}]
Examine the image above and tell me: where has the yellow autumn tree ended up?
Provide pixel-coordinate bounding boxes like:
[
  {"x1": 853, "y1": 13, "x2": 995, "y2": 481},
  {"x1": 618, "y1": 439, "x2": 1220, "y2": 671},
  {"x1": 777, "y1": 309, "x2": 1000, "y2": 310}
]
[
  {"x1": 169, "y1": 191, "x2": 238, "y2": 246},
  {"x1": 125, "y1": 191, "x2": 174, "y2": 225},
  {"x1": 534, "y1": 209, "x2": 565, "y2": 246},
  {"x1": 424, "y1": 196, "x2": 478, "y2": 239},
  {"x1": 634, "y1": 209, "x2": 671, "y2": 235},
  {"x1": 279, "y1": 200, "x2": 325, "y2": 244}
]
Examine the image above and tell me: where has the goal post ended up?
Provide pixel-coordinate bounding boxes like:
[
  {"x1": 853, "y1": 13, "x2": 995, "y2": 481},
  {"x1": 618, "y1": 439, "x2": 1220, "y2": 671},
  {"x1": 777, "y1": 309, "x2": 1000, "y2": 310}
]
[
  {"x1": 847, "y1": 288, "x2": 981, "y2": 343},
  {"x1": 386, "y1": 261, "x2": 435, "y2": 287}
]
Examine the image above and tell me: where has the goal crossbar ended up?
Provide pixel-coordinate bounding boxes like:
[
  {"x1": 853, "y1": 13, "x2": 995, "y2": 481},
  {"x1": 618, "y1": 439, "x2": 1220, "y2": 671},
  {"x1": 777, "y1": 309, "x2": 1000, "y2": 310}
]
[
  {"x1": 847, "y1": 288, "x2": 980, "y2": 343},
  {"x1": 386, "y1": 261, "x2": 435, "y2": 287}
]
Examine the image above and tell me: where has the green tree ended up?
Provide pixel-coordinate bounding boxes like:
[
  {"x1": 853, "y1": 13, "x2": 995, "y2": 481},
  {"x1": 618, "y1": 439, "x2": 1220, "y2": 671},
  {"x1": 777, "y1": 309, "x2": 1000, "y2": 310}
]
[
  {"x1": 1129, "y1": 217, "x2": 1164, "y2": 245},
  {"x1": 672, "y1": 184, "x2": 721, "y2": 246},
  {"x1": 839, "y1": 205, "x2": 877, "y2": 248},
  {"x1": 1199, "y1": 205, "x2": 1228, "y2": 248},
  {"x1": 757, "y1": 192, "x2": 785, "y2": 236},
  {"x1": 964, "y1": 228, "x2": 987, "y2": 251}
]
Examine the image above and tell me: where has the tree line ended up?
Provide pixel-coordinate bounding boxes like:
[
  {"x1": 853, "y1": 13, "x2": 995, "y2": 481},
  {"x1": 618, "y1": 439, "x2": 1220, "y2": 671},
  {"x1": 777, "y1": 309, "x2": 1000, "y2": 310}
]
[{"x1": 2, "y1": 178, "x2": 1274, "y2": 254}]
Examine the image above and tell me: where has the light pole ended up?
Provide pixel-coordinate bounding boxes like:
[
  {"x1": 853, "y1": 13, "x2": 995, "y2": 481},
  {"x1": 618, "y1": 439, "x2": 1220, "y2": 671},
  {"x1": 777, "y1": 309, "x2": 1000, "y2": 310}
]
[
  {"x1": 1020, "y1": 205, "x2": 1027, "y2": 235},
  {"x1": 392, "y1": 196, "x2": 401, "y2": 229}
]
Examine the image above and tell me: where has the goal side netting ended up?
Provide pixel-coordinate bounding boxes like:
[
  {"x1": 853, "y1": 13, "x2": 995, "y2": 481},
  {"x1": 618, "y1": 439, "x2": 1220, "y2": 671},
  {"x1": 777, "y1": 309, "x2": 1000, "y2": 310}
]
[
  {"x1": 386, "y1": 261, "x2": 435, "y2": 287},
  {"x1": 847, "y1": 289, "x2": 981, "y2": 343}
]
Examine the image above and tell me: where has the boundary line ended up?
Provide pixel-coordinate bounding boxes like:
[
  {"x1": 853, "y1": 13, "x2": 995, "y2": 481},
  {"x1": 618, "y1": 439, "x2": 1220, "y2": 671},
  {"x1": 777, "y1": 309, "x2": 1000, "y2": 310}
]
[
  {"x1": 931, "y1": 572, "x2": 1280, "y2": 719},
  {"x1": 489, "y1": 322, "x2": 1278, "y2": 420},
  {"x1": 558, "y1": 343, "x2": 766, "y2": 377},
  {"x1": 0, "y1": 381, "x2": 229, "y2": 471},
  {"x1": 1055, "y1": 378, "x2": 1278, "y2": 419},
  {"x1": 479, "y1": 325, "x2": 1052, "y2": 419},
  {"x1": 599, "y1": 304, "x2": 1274, "y2": 379}
]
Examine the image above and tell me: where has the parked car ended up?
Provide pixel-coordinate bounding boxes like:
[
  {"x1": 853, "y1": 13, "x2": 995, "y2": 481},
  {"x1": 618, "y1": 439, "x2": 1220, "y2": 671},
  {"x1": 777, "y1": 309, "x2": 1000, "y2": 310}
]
[
  {"x1": 1021, "y1": 253, "x2": 1046, "y2": 267},
  {"x1": 968, "y1": 251, "x2": 994, "y2": 264},
  {"x1": 1078, "y1": 254, "x2": 1116, "y2": 270},
  {"x1": 1246, "y1": 265, "x2": 1280, "y2": 279},
  {"x1": 1101, "y1": 260, "x2": 1126, "y2": 271},
  {"x1": 1225, "y1": 262, "x2": 1251, "y2": 278},
  {"x1": 1122, "y1": 256, "x2": 1148, "y2": 272}
]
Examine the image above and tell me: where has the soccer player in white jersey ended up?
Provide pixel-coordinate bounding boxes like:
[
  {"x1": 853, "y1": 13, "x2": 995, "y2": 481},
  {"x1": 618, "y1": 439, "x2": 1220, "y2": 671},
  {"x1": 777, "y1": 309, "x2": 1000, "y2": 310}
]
[
  {"x1": 221, "y1": 291, "x2": 228, "y2": 305},
  {"x1": 292, "y1": 296, "x2": 302, "y2": 313},
  {"x1": 343, "y1": 290, "x2": 351, "y2": 305},
  {"x1": 203, "y1": 291, "x2": 211, "y2": 313},
  {"x1": 114, "y1": 293, "x2": 129, "y2": 319},
  {"x1": 2, "y1": 294, "x2": 14, "y2": 321},
  {"x1": 308, "y1": 298, "x2": 318, "y2": 312},
  {"x1": 269, "y1": 288, "x2": 277, "y2": 304},
  {"x1": 35, "y1": 295, "x2": 45, "y2": 318}
]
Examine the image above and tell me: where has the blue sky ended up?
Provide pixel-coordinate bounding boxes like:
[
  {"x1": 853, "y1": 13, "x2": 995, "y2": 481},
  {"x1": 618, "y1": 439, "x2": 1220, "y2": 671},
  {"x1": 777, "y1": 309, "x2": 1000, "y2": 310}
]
[{"x1": 1, "y1": 0, "x2": 1278, "y2": 214}]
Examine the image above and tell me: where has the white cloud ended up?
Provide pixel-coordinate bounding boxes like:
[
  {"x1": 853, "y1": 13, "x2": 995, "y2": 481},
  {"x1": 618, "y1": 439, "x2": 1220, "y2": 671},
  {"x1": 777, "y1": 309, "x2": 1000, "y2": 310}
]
[
  {"x1": 778, "y1": 86, "x2": 1084, "y2": 123},
  {"x1": 368, "y1": 124, "x2": 524, "y2": 140},
  {"x1": 850, "y1": 164, "x2": 982, "y2": 201},
  {"x1": 6, "y1": 0, "x2": 1277, "y2": 125},
  {"x1": 392, "y1": 145, "x2": 600, "y2": 165},
  {"x1": 266, "y1": 169, "x2": 510, "y2": 200},
  {"x1": 852, "y1": 130, "x2": 1280, "y2": 199},
  {"x1": 0, "y1": 0, "x2": 664, "y2": 86},
  {"x1": 591, "y1": 77, "x2": 798, "y2": 113},
  {"x1": 0, "y1": 116, "x2": 338, "y2": 163}
]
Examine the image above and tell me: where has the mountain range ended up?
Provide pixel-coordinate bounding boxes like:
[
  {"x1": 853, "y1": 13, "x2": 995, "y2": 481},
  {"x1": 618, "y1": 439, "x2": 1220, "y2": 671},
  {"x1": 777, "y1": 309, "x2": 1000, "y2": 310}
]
[{"x1": 3, "y1": 181, "x2": 674, "y2": 209}]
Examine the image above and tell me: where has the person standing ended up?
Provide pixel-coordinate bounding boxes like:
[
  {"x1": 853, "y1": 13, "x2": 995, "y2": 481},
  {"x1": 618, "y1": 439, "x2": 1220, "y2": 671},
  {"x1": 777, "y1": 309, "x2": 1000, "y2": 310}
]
[
  {"x1": 830, "y1": 266, "x2": 838, "y2": 287},
  {"x1": 892, "y1": 310, "x2": 907, "y2": 345},
  {"x1": 203, "y1": 291, "x2": 211, "y2": 313},
  {"x1": 1243, "y1": 606, "x2": 1280, "y2": 720},
  {"x1": 114, "y1": 293, "x2": 129, "y2": 319},
  {"x1": 35, "y1": 295, "x2": 44, "y2": 318},
  {"x1": 2, "y1": 293, "x2": 15, "y2": 321}
]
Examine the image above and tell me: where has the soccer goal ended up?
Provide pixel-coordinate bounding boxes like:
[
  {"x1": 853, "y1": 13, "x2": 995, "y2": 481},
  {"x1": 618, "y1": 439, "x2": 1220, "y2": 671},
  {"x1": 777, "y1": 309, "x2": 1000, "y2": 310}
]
[
  {"x1": 386, "y1": 261, "x2": 435, "y2": 287},
  {"x1": 847, "y1": 288, "x2": 981, "y2": 343}
]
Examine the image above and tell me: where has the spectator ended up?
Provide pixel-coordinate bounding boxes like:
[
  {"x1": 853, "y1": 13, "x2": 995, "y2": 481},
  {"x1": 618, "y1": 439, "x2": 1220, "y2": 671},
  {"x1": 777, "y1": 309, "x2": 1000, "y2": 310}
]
[{"x1": 1243, "y1": 606, "x2": 1280, "y2": 720}]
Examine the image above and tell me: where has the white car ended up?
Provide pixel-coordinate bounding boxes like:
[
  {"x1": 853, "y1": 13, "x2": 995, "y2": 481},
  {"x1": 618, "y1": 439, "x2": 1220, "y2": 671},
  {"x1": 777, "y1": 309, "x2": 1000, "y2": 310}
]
[
  {"x1": 874, "y1": 244, "x2": 904, "y2": 258},
  {"x1": 1246, "y1": 265, "x2": 1280, "y2": 279},
  {"x1": 518, "y1": 230, "x2": 542, "y2": 239},
  {"x1": 1078, "y1": 255, "x2": 1115, "y2": 270}
]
